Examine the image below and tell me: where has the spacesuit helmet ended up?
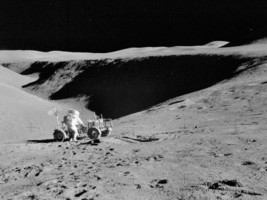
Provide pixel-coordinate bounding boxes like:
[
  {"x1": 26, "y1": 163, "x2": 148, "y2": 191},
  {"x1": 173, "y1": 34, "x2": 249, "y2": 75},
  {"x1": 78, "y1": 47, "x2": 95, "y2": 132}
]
[{"x1": 68, "y1": 109, "x2": 79, "y2": 117}]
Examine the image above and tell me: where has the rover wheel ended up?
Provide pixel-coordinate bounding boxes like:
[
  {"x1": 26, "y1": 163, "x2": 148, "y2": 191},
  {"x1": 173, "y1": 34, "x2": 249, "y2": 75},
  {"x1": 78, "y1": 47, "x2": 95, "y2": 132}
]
[
  {"x1": 101, "y1": 127, "x2": 112, "y2": 137},
  {"x1": 87, "y1": 127, "x2": 101, "y2": 140},
  {"x1": 53, "y1": 129, "x2": 66, "y2": 142}
]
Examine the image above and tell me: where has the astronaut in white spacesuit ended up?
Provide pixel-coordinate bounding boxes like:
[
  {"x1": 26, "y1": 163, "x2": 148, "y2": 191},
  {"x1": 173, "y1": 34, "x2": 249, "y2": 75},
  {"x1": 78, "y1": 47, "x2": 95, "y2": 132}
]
[{"x1": 62, "y1": 109, "x2": 85, "y2": 142}]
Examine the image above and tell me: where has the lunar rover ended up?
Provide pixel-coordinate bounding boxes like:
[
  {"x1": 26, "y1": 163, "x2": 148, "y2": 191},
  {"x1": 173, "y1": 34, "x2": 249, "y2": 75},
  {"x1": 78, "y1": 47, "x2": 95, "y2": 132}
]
[
  {"x1": 53, "y1": 114, "x2": 113, "y2": 142},
  {"x1": 87, "y1": 117, "x2": 113, "y2": 140}
]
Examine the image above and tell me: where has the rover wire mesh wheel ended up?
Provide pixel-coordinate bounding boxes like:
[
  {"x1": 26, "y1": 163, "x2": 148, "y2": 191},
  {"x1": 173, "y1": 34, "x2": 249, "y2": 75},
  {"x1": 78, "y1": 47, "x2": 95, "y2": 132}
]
[
  {"x1": 53, "y1": 129, "x2": 66, "y2": 142},
  {"x1": 87, "y1": 127, "x2": 101, "y2": 140},
  {"x1": 101, "y1": 127, "x2": 112, "y2": 137}
]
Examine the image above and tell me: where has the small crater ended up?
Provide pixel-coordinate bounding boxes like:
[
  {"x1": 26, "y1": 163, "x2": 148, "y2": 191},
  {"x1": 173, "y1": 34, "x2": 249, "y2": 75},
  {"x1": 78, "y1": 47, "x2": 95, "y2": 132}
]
[
  {"x1": 133, "y1": 149, "x2": 140, "y2": 153},
  {"x1": 36, "y1": 182, "x2": 43, "y2": 186},
  {"x1": 150, "y1": 179, "x2": 169, "y2": 188},
  {"x1": 123, "y1": 172, "x2": 130, "y2": 176},
  {"x1": 94, "y1": 175, "x2": 101, "y2": 180},
  {"x1": 89, "y1": 185, "x2": 96, "y2": 189},
  {"x1": 220, "y1": 180, "x2": 243, "y2": 187},
  {"x1": 75, "y1": 189, "x2": 87, "y2": 197},
  {"x1": 157, "y1": 179, "x2": 168, "y2": 184},
  {"x1": 233, "y1": 192, "x2": 242, "y2": 198},
  {"x1": 242, "y1": 161, "x2": 255, "y2": 166},
  {"x1": 135, "y1": 184, "x2": 141, "y2": 189},
  {"x1": 204, "y1": 179, "x2": 243, "y2": 190},
  {"x1": 35, "y1": 170, "x2": 42, "y2": 177}
]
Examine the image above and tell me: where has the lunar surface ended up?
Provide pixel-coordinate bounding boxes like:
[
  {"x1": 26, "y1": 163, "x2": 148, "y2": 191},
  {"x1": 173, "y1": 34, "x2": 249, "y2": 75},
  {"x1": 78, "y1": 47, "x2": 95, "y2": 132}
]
[{"x1": 0, "y1": 41, "x2": 267, "y2": 200}]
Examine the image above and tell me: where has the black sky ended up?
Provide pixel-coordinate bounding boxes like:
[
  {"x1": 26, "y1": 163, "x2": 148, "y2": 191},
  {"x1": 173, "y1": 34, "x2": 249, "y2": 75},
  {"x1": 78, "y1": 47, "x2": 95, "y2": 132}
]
[{"x1": 0, "y1": 0, "x2": 267, "y2": 52}]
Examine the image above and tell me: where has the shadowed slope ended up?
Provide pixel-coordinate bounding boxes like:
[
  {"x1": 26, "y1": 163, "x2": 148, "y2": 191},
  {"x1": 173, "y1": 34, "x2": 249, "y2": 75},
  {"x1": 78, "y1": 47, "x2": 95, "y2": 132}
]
[{"x1": 47, "y1": 55, "x2": 249, "y2": 118}]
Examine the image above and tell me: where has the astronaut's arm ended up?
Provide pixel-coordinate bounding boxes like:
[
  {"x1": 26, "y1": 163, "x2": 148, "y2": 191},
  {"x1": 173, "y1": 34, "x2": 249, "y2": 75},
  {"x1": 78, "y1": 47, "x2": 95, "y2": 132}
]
[{"x1": 77, "y1": 117, "x2": 85, "y2": 127}]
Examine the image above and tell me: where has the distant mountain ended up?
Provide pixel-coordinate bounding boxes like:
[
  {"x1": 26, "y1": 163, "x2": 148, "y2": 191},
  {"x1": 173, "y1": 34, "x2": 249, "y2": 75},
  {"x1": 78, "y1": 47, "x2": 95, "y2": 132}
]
[{"x1": 3, "y1": 55, "x2": 249, "y2": 118}]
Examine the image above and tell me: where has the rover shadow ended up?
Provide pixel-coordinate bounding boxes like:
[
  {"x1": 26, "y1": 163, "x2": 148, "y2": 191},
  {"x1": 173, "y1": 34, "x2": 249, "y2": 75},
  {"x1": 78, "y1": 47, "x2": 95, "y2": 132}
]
[
  {"x1": 27, "y1": 136, "x2": 87, "y2": 144},
  {"x1": 27, "y1": 139, "x2": 57, "y2": 143},
  {"x1": 78, "y1": 140, "x2": 100, "y2": 146}
]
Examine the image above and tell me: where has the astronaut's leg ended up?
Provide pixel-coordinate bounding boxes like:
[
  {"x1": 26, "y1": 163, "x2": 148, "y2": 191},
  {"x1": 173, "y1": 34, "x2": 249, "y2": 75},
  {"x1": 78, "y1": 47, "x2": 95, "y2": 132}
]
[
  {"x1": 73, "y1": 128, "x2": 79, "y2": 142},
  {"x1": 68, "y1": 128, "x2": 75, "y2": 142}
]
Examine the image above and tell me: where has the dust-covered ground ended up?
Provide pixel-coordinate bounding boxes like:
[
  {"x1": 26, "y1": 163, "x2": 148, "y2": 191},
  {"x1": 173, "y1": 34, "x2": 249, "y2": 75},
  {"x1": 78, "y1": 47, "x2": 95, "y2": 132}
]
[{"x1": 1, "y1": 43, "x2": 267, "y2": 200}]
